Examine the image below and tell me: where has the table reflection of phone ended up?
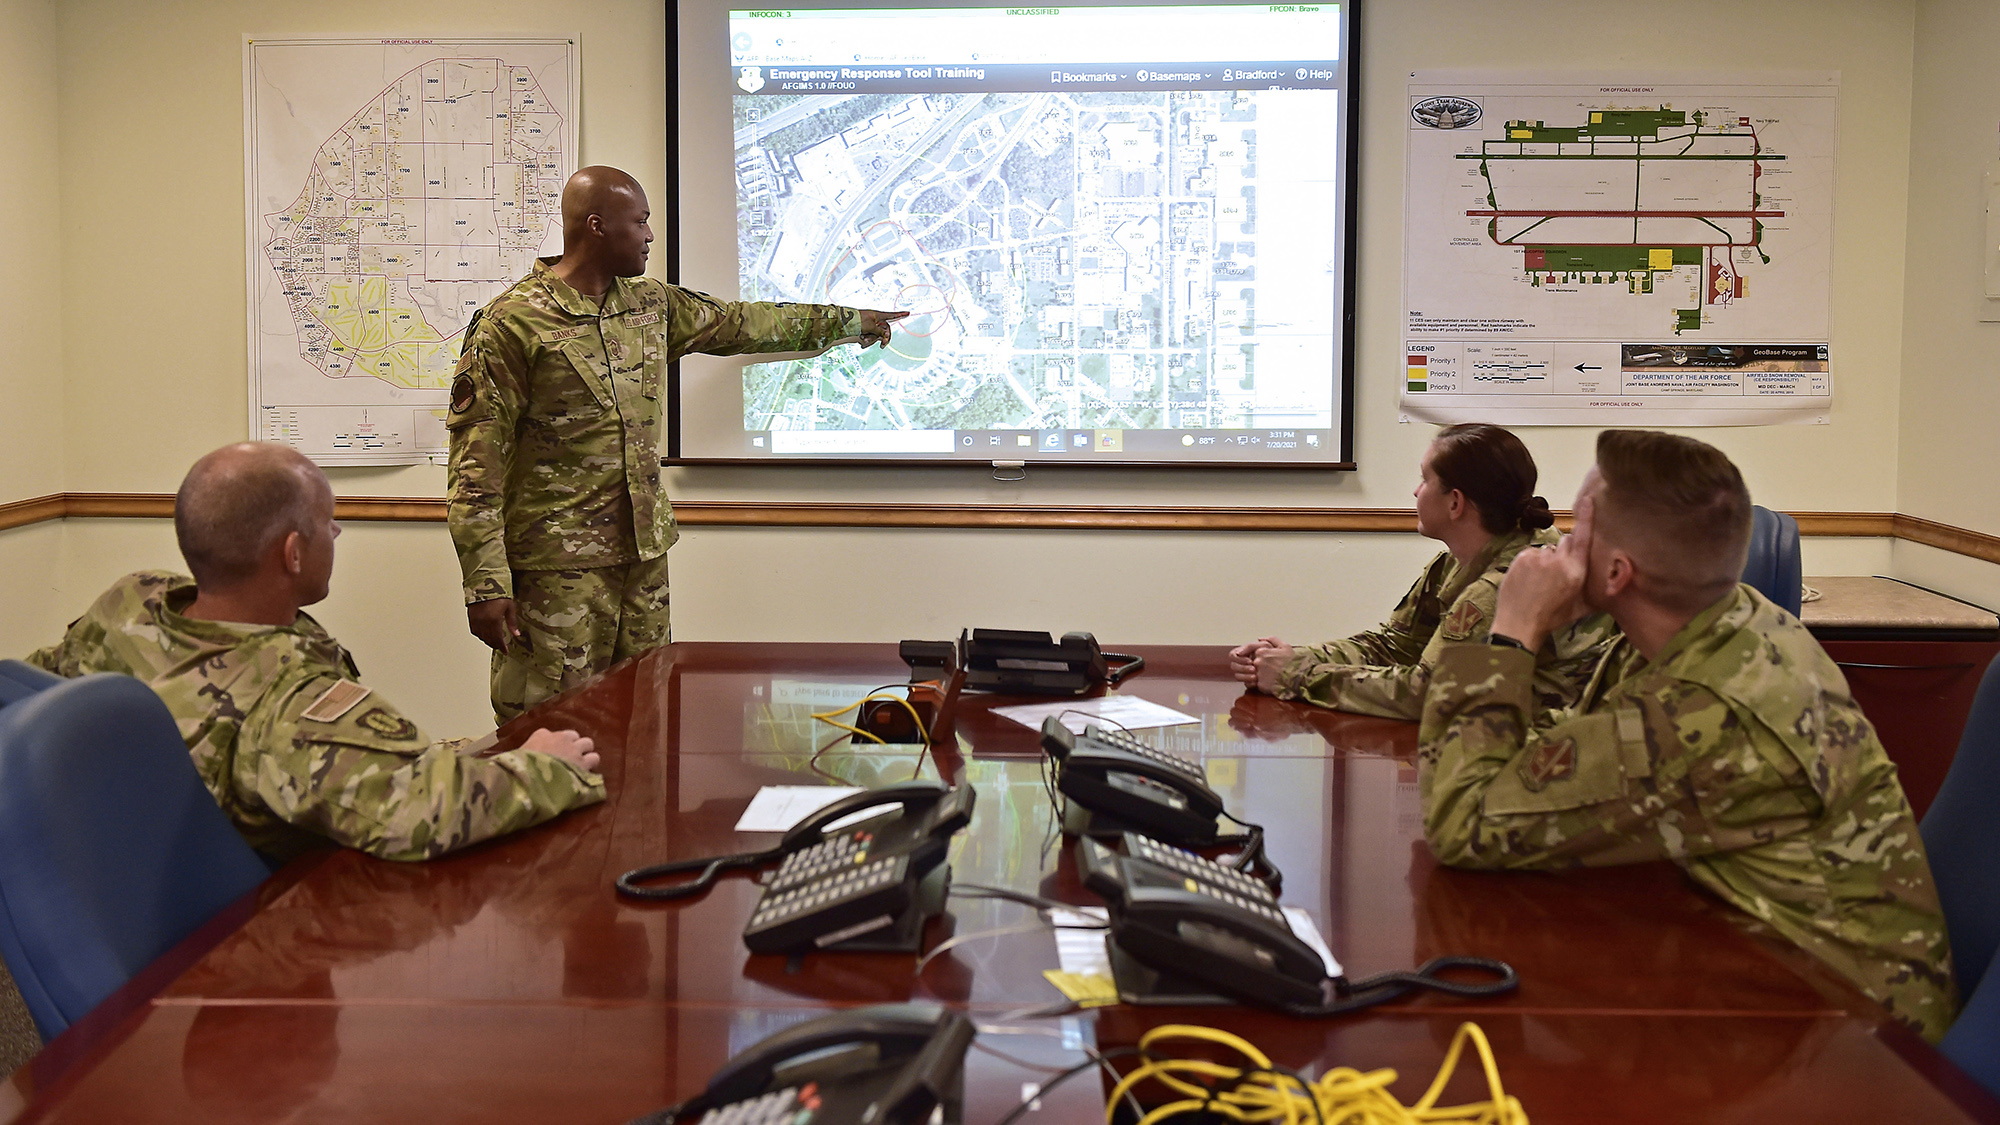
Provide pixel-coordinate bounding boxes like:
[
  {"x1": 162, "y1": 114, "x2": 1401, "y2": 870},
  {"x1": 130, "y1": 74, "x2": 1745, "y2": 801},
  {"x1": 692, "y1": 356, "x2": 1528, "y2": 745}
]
[{"x1": 637, "y1": 1002, "x2": 973, "y2": 1125}]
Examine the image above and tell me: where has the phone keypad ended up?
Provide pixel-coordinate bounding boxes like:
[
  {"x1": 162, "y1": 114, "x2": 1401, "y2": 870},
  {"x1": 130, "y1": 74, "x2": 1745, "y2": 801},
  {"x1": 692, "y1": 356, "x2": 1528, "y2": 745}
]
[
  {"x1": 1123, "y1": 834, "x2": 1288, "y2": 926},
  {"x1": 697, "y1": 1082, "x2": 820, "y2": 1125},
  {"x1": 767, "y1": 831, "x2": 873, "y2": 893},
  {"x1": 1083, "y1": 724, "x2": 1206, "y2": 783},
  {"x1": 1128, "y1": 835, "x2": 1277, "y2": 903},
  {"x1": 747, "y1": 854, "x2": 907, "y2": 930},
  {"x1": 1183, "y1": 878, "x2": 1289, "y2": 927}
]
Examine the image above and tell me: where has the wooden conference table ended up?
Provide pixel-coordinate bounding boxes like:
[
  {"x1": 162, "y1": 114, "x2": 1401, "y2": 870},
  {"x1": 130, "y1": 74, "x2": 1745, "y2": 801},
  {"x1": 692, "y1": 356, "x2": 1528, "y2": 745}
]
[{"x1": 6, "y1": 643, "x2": 1999, "y2": 1124}]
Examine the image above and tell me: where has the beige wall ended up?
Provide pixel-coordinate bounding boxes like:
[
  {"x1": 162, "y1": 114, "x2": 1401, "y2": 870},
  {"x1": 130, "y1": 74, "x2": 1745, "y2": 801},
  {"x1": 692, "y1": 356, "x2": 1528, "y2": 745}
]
[
  {"x1": 0, "y1": 0, "x2": 63, "y2": 504},
  {"x1": 1899, "y1": 0, "x2": 2000, "y2": 550},
  {"x1": 3, "y1": 0, "x2": 1993, "y2": 739},
  {"x1": 0, "y1": 0, "x2": 63, "y2": 656}
]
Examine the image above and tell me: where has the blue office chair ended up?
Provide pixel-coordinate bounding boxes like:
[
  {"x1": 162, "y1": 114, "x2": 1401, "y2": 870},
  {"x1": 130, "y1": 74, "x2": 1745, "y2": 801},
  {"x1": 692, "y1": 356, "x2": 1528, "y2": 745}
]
[
  {"x1": 0, "y1": 673, "x2": 269, "y2": 1041},
  {"x1": 1942, "y1": 942, "x2": 2000, "y2": 1098},
  {"x1": 1924, "y1": 654, "x2": 2000, "y2": 1010},
  {"x1": 1741, "y1": 504, "x2": 1803, "y2": 617},
  {"x1": 0, "y1": 659, "x2": 61, "y2": 710}
]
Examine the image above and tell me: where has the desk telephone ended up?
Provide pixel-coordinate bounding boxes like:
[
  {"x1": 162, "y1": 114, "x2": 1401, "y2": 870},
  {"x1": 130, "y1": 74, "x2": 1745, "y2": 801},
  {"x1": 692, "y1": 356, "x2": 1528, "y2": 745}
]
[
  {"x1": 1039, "y1": 716, "x2": 1225, "y2": 846},
  {"x1": 959, "y1": 629, "x2": 1144, "y2": 696},
  {"x1": 635, "y1": 1003, "x2": 973, "y2": 1125},
  {"x1": 617, "y1": 781, "x2": 975, "y2": 956},
  {"x1": 1078, "y1": 833, "x2": 1520, "y2": 1015}
]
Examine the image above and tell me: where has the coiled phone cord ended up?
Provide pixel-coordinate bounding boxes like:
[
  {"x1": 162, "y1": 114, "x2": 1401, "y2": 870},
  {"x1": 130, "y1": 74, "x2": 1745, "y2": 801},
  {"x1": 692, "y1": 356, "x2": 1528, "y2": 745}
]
[{"x1": 1286, "y1": 955, "x2": 1519, "y2": 1017}]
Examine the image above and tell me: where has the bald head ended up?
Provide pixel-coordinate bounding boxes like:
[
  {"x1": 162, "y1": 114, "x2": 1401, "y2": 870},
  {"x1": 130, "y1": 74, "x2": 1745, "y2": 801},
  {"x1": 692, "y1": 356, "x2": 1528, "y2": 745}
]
[
  {"x1": 553, "y1": 167, "x2": 653, "y2": 286},
  {"x1": 175, "y1": 443, "x2": 327, "y2": 592},
  {"x1": 561, "y1": 166, "x2": 643, "y2": 243}
]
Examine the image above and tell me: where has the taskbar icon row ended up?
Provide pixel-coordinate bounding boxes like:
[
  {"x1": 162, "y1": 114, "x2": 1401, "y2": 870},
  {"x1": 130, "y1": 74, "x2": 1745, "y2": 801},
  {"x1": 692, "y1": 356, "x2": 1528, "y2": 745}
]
[{"x1": 744, "y1": 428, "x2": 1334, "y2": 458}]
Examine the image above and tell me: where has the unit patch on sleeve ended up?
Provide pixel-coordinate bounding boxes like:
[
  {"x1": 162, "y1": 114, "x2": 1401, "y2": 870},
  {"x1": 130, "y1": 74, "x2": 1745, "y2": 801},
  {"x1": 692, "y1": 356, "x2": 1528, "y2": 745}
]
[
  {"x1": 357, "y1": 707, "x2": 419, "y2": 740},
  {"x1": 1519, "y1": 736, "x2": 1577, "y2": 792},
  {"x1": 1441, "y1": 598, "x2": 1488, "y2": 642}
]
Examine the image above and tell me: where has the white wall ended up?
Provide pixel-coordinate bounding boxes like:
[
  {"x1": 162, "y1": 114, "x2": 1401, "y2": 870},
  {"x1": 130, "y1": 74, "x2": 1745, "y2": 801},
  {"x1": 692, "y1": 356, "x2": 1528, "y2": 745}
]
[{"x1": 6, "y1": 0, "x2": 1991, "y2": 741}]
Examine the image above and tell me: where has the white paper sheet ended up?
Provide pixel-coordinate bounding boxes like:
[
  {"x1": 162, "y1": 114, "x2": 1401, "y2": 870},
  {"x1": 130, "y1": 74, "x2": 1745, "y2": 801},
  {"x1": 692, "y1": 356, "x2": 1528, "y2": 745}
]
[
  {"x1": 732, "y1": 786, "x2": 864, "y2": 832},
  {"x1": 1282, "y1": 906, "x2": 1343, "y2": 978},
  {"x1": 991, "y1": 696, "x2": 1198, "y2": 734},
  {"x1": 1048, "y1": 908, "x2": 1112, "y2": 976}
]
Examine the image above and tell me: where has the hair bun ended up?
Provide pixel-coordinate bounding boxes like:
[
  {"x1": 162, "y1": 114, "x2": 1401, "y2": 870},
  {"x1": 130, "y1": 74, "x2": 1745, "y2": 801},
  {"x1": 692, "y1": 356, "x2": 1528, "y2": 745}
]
[{"x1": 1519, "y1": 495, "x2": 1555, "y2": 530}]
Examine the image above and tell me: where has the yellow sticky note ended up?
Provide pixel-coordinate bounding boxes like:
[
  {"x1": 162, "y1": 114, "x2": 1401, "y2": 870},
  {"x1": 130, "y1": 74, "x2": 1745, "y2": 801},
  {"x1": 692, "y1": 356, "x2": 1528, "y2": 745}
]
[{"x1": 1043, "y1": 970, "x2": 1120, "y2": 1008}]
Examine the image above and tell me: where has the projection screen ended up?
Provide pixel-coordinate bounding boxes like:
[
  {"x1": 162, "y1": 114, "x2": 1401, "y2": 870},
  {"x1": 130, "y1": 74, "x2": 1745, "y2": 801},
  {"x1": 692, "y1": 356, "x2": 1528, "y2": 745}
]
[{"x1": 669, "y1": 0, "x2": 1358, "y2": 466}]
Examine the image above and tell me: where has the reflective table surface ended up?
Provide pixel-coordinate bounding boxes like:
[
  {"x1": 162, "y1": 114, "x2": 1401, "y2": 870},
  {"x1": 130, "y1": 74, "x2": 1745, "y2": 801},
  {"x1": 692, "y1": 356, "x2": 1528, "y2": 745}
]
[{"x1": 6, "y1": 643, "x2": 1996, "y2": 1124}]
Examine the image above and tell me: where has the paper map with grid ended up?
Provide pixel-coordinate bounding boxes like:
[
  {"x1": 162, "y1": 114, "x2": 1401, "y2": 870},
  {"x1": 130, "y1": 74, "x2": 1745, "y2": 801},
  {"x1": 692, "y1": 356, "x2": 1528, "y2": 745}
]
[{"x1": 244, "y1": 37, "x2": 576, "y2": 465}]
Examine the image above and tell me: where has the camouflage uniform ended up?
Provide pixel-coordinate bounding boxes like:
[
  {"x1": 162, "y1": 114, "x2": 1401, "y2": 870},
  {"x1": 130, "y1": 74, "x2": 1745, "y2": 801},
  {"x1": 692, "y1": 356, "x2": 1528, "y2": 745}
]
[
  {"x1": 447, "y1": 258, "x2": 867, "y2": 721},
  {"x1": 1420, "y1": 583, "x2": 1956, "y2": 1040},
  {"x1": 27, "y1": 571, "x2": 605, "y2": 864},
  {"x1": 1276, "y1": 526, "x2": 1618, "y2": 720}
]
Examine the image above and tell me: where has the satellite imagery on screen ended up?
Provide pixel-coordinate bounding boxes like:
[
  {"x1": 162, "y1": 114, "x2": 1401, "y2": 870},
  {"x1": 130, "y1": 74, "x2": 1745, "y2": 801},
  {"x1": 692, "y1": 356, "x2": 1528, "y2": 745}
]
[{"x1": 715, "y1": 4, "x2": 1353, "y2": 463}]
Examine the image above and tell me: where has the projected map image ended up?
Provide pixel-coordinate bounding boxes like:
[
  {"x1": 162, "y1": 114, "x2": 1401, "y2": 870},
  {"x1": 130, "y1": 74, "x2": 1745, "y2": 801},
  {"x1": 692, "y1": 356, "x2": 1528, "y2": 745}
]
[{"x1": 733, "y1": 89, "x2": 1336, "y2": 436}]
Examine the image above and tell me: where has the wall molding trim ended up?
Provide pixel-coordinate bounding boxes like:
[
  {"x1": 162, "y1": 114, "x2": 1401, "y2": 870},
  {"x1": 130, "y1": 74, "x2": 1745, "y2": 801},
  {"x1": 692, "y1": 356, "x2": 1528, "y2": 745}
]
[{"x1": 0, "y1": 492, "x2": 1986, "y2": 559}]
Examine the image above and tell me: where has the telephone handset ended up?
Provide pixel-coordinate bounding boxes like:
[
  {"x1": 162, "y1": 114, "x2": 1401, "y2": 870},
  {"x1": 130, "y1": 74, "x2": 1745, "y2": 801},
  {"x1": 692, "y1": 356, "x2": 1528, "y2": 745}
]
[
  {"x1": 743, "y1": 781, "x2": 975, "y2": 955},
  {"x1": 636, "y1": 1002, "x2": 974, "y2": 1125},
  {"x1": 1078, "y1": 834, "x2": 1520, "y2": 1015},
  {"x1": 1040, "y1": 716, "x2": 1225, "y2": 846}
]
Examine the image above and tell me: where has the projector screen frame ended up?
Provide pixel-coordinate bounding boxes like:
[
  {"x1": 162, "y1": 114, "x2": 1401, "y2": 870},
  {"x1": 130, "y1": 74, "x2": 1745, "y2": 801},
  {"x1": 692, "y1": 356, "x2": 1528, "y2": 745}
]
[{"x1": 663, "y1": 0, "x2": 1361, "y2": 471}]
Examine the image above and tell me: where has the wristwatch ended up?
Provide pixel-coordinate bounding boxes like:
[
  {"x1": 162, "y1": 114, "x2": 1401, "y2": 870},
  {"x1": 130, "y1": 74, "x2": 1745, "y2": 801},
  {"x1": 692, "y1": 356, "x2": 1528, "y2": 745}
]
[{"x1": 1487, "y1": 633, "x2": 1532, "y2": 653}]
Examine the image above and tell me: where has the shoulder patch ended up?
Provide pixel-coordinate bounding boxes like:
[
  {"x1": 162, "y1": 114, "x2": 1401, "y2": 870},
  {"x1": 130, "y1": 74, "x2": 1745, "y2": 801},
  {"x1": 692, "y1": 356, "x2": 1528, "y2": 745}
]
[
  {"x1": 449, "y1": 373, "x2": 477, "y2": 416},
  {"x1": 301, "y1": 680, "x2": 372, "y2": 722},
  {"x1": 1441, "y1": 597, "x2": 1488, "y2": 641},
  {"x1": 357, "y1": 706, "x2": 418, "y2": 740},
  {"x1": 1519, "y1": 736, "x2": 1577, "y2": 792}
]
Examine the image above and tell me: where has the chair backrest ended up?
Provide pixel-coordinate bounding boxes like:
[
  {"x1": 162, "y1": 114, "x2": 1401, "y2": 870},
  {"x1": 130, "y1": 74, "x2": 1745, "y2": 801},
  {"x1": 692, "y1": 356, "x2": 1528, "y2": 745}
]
[
  {"x1": 1741, "y1": 505, "x2": 1803, "y2": 617},
  {"x1": 1922, "y1": 653, "x2": 2000, "y2": 1002},
  {"x1": 1941, "y1": 941, "x2": 2000, "y2": 1099},
  {"x1": 0, "y1": 660, "x2": 62, "y2": 711},
  {"x1": 0, "y1": 673, "x2": 269, "y2": 1041}
]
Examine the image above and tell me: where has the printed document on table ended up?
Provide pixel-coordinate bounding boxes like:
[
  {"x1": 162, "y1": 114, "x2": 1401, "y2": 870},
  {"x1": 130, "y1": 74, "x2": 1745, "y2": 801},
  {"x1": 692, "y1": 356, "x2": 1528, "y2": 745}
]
[
  {"x1": 991, "y1": 696, "x2": 1199, "y2": 734},
  {"x1": 733, "y1": 786, "x2": 864, "y2": 832}
]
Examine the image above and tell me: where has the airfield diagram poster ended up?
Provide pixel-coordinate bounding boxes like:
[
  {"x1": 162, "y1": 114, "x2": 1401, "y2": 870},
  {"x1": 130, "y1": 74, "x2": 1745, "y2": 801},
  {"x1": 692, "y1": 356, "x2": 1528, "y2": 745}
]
[{"x1": 1400, "y1": 71, "x2": 1836, "y2": 426}]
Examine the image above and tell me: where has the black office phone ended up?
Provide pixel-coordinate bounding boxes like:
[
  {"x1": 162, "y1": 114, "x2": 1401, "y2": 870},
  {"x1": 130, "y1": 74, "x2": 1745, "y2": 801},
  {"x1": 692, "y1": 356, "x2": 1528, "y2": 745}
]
[
  {"x1": 633, "y1": 1003, "x2": 974, "y2": 1125},
  {"x1": 1040, "y1": 716, "x2": 1224, "y2": 845},
  {"x1": 1079, "y1": 833, "x2": 1325, "y2": 1009},
  {"x1": 742, "y1": 781, "x2": 975, "y2": 955},
  {"x1": 960, "y1": 629, "x2": 1143, "y2": 696},
  {"x1": 616, "y1": 780, "x2": 976, "y2": 956},
  {"x1": 1079, "y1": 833, "x2": 1520, "y2": 1015}
]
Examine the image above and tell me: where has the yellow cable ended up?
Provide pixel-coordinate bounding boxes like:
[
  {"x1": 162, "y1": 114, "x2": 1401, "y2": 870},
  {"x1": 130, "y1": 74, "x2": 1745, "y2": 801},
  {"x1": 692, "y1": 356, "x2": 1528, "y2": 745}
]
[
  {"x1": 810, "y1": 692, "x2": 931, "y2": 747},
  {"x1": 1108, "y1": 1021, "x2": 1526, "y2": 1125}
]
